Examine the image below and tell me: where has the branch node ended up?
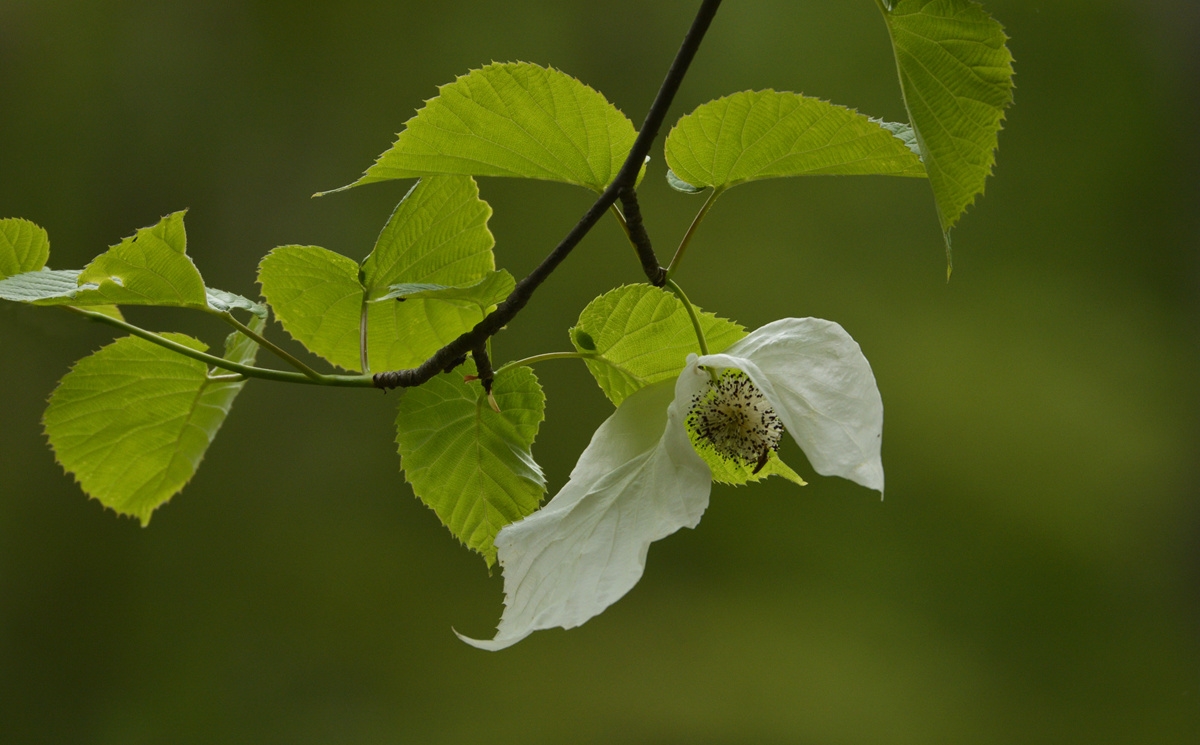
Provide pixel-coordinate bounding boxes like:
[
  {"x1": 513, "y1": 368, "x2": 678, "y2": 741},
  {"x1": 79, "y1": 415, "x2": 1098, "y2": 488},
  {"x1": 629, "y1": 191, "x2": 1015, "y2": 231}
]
[
  {"x1": 472, "y1": 344, "x2": 501, "y2": 412},
  {"x1": 471, "y1": 343, "x2": 494, "y2": 395}
]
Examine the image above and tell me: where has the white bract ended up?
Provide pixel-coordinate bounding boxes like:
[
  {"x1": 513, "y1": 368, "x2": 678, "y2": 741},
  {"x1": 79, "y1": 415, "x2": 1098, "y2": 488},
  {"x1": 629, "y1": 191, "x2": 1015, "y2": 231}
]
[{"x1": 458, "y1": 318, "x2": 884, "y2": 650}]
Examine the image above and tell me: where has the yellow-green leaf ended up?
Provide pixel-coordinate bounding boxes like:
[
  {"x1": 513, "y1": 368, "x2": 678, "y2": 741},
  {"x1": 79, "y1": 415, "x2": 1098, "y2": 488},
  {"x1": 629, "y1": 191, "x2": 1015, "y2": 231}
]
[
  {"x1": 259, "y1": 175, "x2": 498, "y2": 372},
  {"x1": 664, "y1": 90, "x2": 926, "y2": 191},
  {"x1": 257, "y1": 244, "x2": 364, "y2": 370},
  {"x1": 0, "y1": 218, "x2": 50, "y2": 278},
  {"x1": 43, "y1": 317, "x2": 264, "y2": 525},
  {"x1": 396, "y1": 361, "x2": 546, "y2": 566},
  {"x1": 328, "y1": 62, "x2": 638, "y2": 193},
  {"x1": 571, "y1": 284, "x2": 746, "y2": 407},
  {"x1": 75, "y1": 210, "x2": 209, "y2": 308},
  {"x1": 880, "y1": 0, "x2": 1015, "y2": 239}
]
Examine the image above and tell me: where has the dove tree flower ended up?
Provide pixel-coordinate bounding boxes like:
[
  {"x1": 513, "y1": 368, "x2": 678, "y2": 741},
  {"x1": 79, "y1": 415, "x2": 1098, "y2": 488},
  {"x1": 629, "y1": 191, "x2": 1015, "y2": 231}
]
[
  {"x1": 459, "y1": 317, "x2": 884, "y2": 650},
  {"x1": 0, "y1": 0, "x2": 1015, "y2": 681}
]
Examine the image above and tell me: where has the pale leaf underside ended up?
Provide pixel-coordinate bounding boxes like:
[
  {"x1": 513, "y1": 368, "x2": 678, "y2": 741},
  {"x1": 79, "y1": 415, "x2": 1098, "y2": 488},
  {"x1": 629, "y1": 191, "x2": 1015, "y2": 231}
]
[{"x1": 372, "y1": 270, "x2": 514, "y2": 306}]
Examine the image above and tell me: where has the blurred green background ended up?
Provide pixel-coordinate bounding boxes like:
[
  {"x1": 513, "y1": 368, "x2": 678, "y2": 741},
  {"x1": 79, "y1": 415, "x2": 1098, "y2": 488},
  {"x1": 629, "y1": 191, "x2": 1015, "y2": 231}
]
[{"x1": 2, "y1": 1, "x2": 1197, "y2": 742}]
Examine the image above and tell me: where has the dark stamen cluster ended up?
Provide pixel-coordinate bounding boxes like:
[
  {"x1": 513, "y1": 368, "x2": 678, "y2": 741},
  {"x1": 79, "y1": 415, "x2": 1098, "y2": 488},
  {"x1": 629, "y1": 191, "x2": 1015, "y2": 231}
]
[{"x1": 686, "y1": 369, "x2": 784, "y2": 471}]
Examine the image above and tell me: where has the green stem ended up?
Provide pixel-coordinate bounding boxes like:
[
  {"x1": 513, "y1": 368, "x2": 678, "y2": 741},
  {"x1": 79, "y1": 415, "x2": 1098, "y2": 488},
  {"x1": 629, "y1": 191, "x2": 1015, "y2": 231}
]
[
  {"x1": 663, "y1": 279, "x2": 709, "y2": 356},
  {"x1": 206, "y1": 372, "x2": 246, "y2": 383},
  {"x1": 359, "y1": 298, "x2": 371, "y2": 374},
  {"x1": 609, "y1": 202, "x2": 642, "y2": 269},
  {"x1": 66, "y1": 306, "x2": 376, "y2": 388},
  {"x1": 493, "y1": 351, "x2": 596, "y2": 377},
  {"x1": 609, "y1": 203, "x2": 631, "y2": 238},
  {"x1": 218, "y1": 311, "x2": 324, "y2": 382},
  {"x1": 666, "y1": 186, "x2": 723, "y2": 280}
]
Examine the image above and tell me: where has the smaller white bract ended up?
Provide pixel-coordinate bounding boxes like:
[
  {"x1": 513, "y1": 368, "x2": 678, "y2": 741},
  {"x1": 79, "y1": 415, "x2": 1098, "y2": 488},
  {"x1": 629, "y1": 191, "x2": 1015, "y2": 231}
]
[{"x1": 459, "y1": 318, "x2": 884, "y2": 650}]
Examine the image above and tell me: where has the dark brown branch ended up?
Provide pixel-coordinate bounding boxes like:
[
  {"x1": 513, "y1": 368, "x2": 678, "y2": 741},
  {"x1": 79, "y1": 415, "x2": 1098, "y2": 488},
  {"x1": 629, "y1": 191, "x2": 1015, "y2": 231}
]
[
  {"x1": 620, "y1": 186, "x2": 667, "y2": 286},
  {"x1": 442, "y1": 354, "x2": 467, "y2": 374},
  {"x1": 374, "y1": 0, "x2": 723, "y2": 390}
]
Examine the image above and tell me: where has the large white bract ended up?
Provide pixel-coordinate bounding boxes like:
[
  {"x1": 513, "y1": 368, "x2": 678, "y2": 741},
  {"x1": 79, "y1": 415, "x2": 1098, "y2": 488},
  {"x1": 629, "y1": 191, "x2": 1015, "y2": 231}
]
[{"x1": 458, "y1": 318, "x2": 884, "y2": 650}]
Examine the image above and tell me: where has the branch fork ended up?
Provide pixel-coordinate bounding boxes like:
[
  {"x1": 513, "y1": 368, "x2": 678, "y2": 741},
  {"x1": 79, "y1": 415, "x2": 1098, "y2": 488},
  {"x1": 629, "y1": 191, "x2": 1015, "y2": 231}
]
[{"x1": 372, "y1": 0, "x2": 722, "y2": 390}]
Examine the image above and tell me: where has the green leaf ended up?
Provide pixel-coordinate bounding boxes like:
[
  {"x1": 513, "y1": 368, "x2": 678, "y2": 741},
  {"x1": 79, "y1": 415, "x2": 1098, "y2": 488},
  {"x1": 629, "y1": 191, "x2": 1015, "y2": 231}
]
[
  {"x1": 43, "y1": 316, "x2": 265, "y2": 525},
  {"x1": 257, "y1": 244, "x2": 364, "y2": 370},
  {"x1": 75, "y1": 211, "x2": 209, "y2": 308},
  {"x1": 663, "y1": 90, "x2": 926, "y2": 191},
  {"x1": 327, "y1": 62, "x2": 638, "y2": 193},
  {"x1": 571, "y1": 284, "x2": 746, "y2": 406},
  {"x1": 260, "y1": 176, "x2": 498, "y2": 372},
  {"x1": 363, "y1": 294, "x2": 490, "y2": 372},
  {"x1": 372, "y1": 270, "x2": 514, "y2": 307},
  {"x1": 396, "y1": 360, "x2": 546, "y2": 566},
  {"x1": 360, "y1": 175, "x2": 495, "y2": 290},
  {"x1": 0, "y1": 218, "x2": 50, "y2": 278},
  {"x1": 879, "y1": 0, "x2": 1015, "y2": 240},
  {"x1": 361, "y1": 175, "x2": 498, "y2": 371}
]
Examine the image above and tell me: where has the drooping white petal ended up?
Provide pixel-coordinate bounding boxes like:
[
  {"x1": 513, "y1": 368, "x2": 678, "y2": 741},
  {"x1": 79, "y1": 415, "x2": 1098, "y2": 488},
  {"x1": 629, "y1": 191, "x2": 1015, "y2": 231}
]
[
  {"x1": 458, "y1": 366, "x2": 713, "y2": 650},
  {"x1": 697, "y1": 318, "x2": 884, "y2": 493}
]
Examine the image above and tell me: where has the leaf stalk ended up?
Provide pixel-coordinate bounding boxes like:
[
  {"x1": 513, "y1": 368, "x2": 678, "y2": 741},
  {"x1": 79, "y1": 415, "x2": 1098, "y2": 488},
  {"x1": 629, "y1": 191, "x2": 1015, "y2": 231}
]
[
  {"x1": 666, "y1": 186, "x2": 723, "y2": 279},
  {"x1": 663, "y1": 279, "x2": 709, "y2": 357},
  {"x1": 218, "y1": 311, "x2": 325, "y2": 382},
  {"x1": 66, "y1": 306, "x2": 376, "y2": 388},
  {"x1": 493, "y1": 351, "x2": 597, "y2": 377}
]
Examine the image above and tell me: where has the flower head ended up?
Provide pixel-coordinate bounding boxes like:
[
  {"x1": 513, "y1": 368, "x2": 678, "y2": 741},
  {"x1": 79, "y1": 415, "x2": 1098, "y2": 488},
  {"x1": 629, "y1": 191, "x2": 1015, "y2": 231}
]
[
  {"x1": 687, "y1": 368, "x2": 784, "y2": 473},
  {"x1": 458, "y1": 318, "x2": 883, "y2": 650}
]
